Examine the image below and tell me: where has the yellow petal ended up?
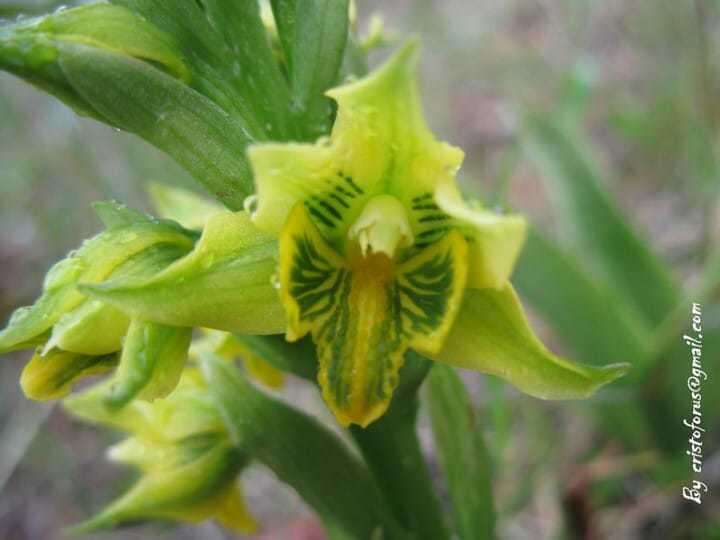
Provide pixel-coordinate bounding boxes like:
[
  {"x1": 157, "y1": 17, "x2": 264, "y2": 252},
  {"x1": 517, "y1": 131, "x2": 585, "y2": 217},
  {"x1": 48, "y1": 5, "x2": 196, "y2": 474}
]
[{"x1": 21, "y1": 348, "x2": 116, "y2": 401}]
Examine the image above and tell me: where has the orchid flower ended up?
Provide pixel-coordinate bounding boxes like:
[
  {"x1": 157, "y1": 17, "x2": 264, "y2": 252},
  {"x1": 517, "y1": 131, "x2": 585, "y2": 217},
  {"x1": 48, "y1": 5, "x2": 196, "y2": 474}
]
[
  {"x1": 0, "y1": 1, "x2": 633, "y2": 537},
  {"x1": 64, "y1": 369, "x2": 257, "y2": 534},
  {"x1": 43, "y1": 44, "x2": 625, "y2": 428}
]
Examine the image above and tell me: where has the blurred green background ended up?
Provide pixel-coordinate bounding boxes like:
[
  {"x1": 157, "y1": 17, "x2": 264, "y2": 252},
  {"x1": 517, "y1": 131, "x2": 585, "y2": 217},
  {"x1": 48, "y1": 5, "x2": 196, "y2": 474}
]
[{"x1": 1, "y1": 0, "x2": 719, "y2": 538}]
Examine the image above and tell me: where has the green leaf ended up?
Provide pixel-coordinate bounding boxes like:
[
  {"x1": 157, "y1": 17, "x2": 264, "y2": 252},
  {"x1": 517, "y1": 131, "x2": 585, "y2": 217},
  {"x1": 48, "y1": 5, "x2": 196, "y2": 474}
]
[
  {"x1": 429, "y1": 286, "x2": 630, "y2": 399},
  {"x1": 232, "y1": 334, "x2": 317, "y2": 381},
  {"x1": 288, "y1": 0, "x2": 349, "y2": 139},
  {"x1": 513, "y1": 227, "x2": 652, "y2": 365},
  {"x1": 200, "y1": 354, "x2": 407, "y2": 540},
  {"x1": 58, "y1": 44, "x2": 255, "y2": 209},
  {"x1": 80, "y1": 211, "x2": 285, "y2": 335},
  {"x1": 103, "y1": 319, "x2": 192, "y2": 409},
  {"x1": 427, "y1": 365, "x2": 495, "y2": 540},
  {"x1": 270, "y1": 0, "x2": 297, "y2": 71},
  {"x1": 0, "y1": 3, "x2": 188, "y2": 117},
  {"x1": 520, "y1": 115, "x2": 679, "y2": 327},
  {"x1": 112, "y1": 0, "x2": 294, "y2": 140},
  {"x1": 36, "y1": 3, "x2": 189, "y2": 80}
]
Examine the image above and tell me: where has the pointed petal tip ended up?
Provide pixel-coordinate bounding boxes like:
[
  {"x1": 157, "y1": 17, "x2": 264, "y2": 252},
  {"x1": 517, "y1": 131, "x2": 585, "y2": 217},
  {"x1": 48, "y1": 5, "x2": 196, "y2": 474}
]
[
  {"x1": 326, "y1": 38, "x2": 421, "y2": 100},
  {"x1": 332, "y1": 401, "x2": 389, "y2": 429},
  {"x1": 596, "y1": 362, "x2": 631, "y2": 384}
]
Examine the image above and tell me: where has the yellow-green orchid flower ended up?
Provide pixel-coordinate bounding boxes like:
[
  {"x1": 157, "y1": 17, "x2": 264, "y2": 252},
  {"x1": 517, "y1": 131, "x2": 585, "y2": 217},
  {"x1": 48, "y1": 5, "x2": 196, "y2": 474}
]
[
  {"x1": 0, "y1": 203, "x2": 195, "y2": 406},
  {"x1": 245, "y1": 42, "x2": 527, "y2": 426},
  {"x1": 64, "y1": 369, "x2": 257, "y2": 534},
  {"x1": 71, "y1": 44, "x2": 627, "y2": 429}
]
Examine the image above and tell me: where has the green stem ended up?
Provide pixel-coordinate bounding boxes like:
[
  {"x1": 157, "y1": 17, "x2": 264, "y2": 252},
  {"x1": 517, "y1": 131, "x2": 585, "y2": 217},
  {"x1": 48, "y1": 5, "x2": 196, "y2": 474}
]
[{"x1": 350, "y1": 353, "x2": 450, "y2": 540}]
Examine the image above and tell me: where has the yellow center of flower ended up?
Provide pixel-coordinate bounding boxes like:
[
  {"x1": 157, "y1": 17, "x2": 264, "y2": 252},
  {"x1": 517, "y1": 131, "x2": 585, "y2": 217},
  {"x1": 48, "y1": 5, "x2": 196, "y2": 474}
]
[{"x1": 348, "y1": 195, "x2": 413, "y2": 258}]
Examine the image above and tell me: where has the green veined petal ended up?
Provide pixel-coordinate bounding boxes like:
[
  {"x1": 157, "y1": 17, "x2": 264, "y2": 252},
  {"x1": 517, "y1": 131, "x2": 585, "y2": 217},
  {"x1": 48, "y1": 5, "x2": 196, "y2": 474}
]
[
  {"x1": 429, "y1": 285, "x2": 630, "y2": 399},
  {"x1": 279, "y1": 205, "x2": 467, "y2": 426},
  {"x1": 103, "y1": 319, "x2": 192, "y2": 409},
  {"x1": 247, "y1": 141, "x2": 337, "y2": 236},
  {"x1": 435, "y1": 178, "x2": 527, "y2": 289},
  {"x1": 80, "y1": 211, "x2": 285, "y2": 335},
  {"x1": 20, "y1": 348, "x2": 117, "y2": 401}
]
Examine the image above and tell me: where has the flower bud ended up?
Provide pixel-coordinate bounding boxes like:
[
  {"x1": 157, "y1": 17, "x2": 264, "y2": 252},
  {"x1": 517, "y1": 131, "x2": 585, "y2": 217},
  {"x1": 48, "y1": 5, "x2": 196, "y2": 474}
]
[
  {"x1": 65, "y1": 370, "x2": 256, "y2": 534},
  {"x1": 1, "y1": 202, "x2": 195, "y2": 401}
]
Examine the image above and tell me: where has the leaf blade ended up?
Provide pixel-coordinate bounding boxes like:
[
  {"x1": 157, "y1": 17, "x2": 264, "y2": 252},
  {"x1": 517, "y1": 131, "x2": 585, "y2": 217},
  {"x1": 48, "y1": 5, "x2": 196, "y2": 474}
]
[
  {"x1": 521, "y1": 115, "x2": 680, "y2": 327},
  {"x1": 427, "y1": 365, "x2": 495, "y2": 540}
]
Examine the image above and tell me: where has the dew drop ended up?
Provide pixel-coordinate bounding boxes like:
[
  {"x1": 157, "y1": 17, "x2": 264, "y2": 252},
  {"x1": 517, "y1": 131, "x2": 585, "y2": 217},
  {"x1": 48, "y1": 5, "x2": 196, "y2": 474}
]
[{"x1": 243, "y1": 195, "x2": 258, "y2": 217}]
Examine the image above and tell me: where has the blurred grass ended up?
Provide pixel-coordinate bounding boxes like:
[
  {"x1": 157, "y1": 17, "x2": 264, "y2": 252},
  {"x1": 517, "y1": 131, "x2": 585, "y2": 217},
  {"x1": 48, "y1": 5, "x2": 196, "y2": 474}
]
[{"x1": 1, "y1": 0, "x2": 719, "y2": 539}]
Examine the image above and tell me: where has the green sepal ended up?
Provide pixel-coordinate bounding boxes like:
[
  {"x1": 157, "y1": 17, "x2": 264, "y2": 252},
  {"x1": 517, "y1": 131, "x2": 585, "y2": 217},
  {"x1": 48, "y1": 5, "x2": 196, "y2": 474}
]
[
  {"x1": 513, "y1": 226, "x2": 652, "y2": 365},
  {"x1": 429, "y1": 285, "x2": 630, "y2": 399},
  {"x1": 0, "y1": 219, "x2": 195, "y2": 354},
  {"x1": 103, "y1": 319, "x2": 192, "y2": 410},
  {"x1": 427, "y1": 365, "x2": 495, "y2": 540},
  {"x1": 80, "y1": 211, "x2": 285, "y2": 335},
  {"x1": 44, "y1": 300, "x2": 130, "y2": 356},
  {"x1": 20, "y1": 348, "x2": 117, "y2": 401}
]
